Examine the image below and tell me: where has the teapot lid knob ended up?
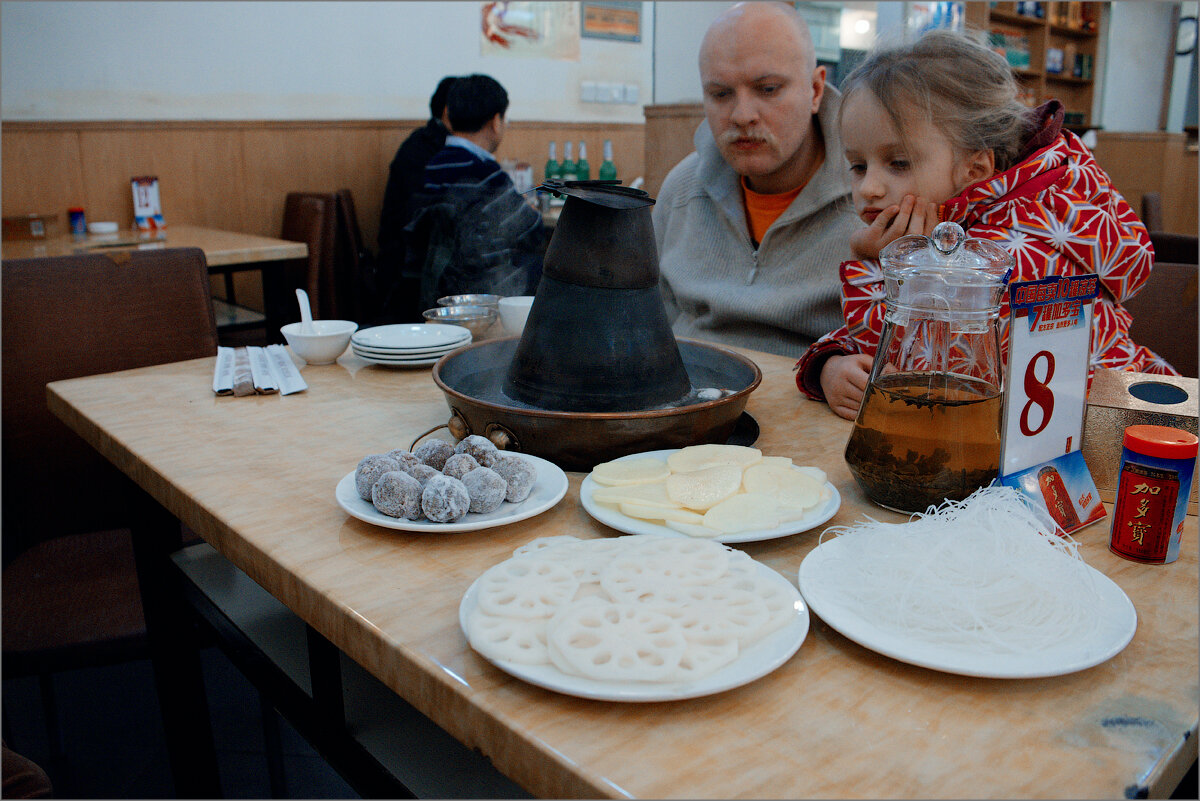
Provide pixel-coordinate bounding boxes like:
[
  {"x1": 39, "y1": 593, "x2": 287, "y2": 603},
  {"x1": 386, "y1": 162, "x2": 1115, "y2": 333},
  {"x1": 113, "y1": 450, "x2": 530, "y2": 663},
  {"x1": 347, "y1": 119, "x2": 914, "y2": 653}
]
[{"x1": 931, "y1": 221, "x2": 965, "y2": 254}]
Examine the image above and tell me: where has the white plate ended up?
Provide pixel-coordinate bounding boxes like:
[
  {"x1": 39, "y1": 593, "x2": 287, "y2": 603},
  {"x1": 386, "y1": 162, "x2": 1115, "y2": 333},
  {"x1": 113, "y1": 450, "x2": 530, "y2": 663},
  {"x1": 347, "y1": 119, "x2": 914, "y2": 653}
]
[
  {"x1": 353, "y1": 352, "x2": 443, "y2": 368},
  {"x1": 352, "y1": 323, "x2": 470, "y2": 350},
  {"x1": 350, "y1": 345, "x2": 457, "y2": 362},
  {"x1": 579, "y1": 449, "x2": 841, "y2": 544},
  {"x1": 335, "y1": 453, "x2": 568, "y2": 532},
  {"x1": 798, "y1": 535, "x2": 1137, "y2": 679},
  {"x1": 350, "y1": 342, "x2": 464, "y2": 357},
  {"x1": 458, "y1": 560, "x2": 809, "y2": 701}
]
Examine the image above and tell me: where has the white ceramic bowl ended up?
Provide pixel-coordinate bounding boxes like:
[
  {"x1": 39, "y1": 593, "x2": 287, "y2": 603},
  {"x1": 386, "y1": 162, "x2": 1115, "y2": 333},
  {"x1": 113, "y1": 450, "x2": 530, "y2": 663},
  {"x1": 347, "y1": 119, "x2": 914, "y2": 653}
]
[
  {"x1": 280, "y1": 320, "x2": 358, "y2": 364},
  {"x1": 498, "y1": 296, "x2": 535, "y2": 335}
]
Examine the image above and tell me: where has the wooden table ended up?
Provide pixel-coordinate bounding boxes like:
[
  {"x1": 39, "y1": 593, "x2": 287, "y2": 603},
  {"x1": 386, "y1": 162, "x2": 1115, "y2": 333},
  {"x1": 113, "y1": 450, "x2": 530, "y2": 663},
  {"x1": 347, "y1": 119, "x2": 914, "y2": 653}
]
[
  {"x1": 46, "y1": 347, "x2": 1199, "y2": 799},
  {"x1": 3, "y1": 224, "x2": 308, "y2": 337}
]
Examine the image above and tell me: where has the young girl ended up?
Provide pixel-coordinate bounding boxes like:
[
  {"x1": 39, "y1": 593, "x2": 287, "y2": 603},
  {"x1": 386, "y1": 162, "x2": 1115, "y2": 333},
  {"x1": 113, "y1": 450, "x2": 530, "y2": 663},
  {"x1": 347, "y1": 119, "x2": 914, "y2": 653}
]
[{"x1": 795, "y1": 30, "x2": 1176, "y2": 421}]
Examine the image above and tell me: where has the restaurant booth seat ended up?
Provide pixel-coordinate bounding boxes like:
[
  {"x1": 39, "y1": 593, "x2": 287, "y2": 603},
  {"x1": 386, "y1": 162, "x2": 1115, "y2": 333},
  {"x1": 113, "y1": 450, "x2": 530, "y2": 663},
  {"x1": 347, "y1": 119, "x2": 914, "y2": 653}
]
[{"x1": 1, "y1": 248, "x2": 219, "y2": 790}]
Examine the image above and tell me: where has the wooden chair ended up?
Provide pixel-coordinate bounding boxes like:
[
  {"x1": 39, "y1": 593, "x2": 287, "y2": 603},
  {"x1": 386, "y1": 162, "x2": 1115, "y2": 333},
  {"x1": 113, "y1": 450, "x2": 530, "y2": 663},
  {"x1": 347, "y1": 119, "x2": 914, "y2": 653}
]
[
  {"x1": 334, "y1": 188, "x2": 375, "y2": 323},
  {"x1": 281, "y1": 192, "x2": 338, "y2": 321},
  {"x1": 1125, "y1": 232, "x2": 1200, "y2": 378},
  {"x1": 1141, "y1": 191, "x2": 1164, "y2": 234},
  {"x1": 1, "y1": 248, "x2": 218, "y2": 789}
]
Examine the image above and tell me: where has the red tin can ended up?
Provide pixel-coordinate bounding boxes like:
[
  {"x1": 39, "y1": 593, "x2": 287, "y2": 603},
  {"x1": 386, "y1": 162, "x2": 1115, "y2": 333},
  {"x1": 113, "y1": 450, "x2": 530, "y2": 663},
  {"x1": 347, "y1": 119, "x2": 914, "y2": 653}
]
[{"x1": 1109, "y1": 425, "x2": 1198, "y2": 564}]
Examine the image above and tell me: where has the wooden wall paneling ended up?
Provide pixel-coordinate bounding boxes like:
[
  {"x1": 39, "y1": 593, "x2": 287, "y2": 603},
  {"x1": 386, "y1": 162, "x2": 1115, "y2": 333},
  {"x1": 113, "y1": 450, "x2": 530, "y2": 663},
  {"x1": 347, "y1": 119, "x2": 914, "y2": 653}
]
[
  {"x1": 1161, "y1": 138, "x2": 1198, "y2": 236},
  {"x1": 2, "y1": 120, "x2": 647, "y2": 309},
  {"x1": 1092, "y1": 131, "x2": 1198, "y2": 236},
  {"x1": 1, "y1": 129, "x2": 87, "y2": 235},
  {"x1": 76, "y1": 127, "x2": 248, "y2": 231},
  {"x1": 643, "y1": 103, "x2": 704, "y2": 199}
]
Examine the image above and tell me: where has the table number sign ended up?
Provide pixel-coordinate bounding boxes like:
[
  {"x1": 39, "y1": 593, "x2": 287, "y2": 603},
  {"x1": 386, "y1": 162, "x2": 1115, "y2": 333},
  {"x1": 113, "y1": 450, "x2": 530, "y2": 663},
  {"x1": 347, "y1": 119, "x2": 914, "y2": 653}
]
[
  {"x1": 999, "y1": 273, "x2": 1104, "y2": 532},
  {"x1": 131, "y1": 175, "x2": 166, "y2": 231}
]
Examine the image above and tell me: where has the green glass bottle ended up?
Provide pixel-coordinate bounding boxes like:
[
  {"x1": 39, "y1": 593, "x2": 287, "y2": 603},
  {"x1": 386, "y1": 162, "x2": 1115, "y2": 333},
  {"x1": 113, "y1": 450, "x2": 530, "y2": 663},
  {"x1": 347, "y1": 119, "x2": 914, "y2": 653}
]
[
  {"x1": 560, "y1": 141, "x2": 578, "y2": 182},
  {"x1": 575, "y1": 141, "x2": 590, "y2": 180},
  {"x1": 544, "y1": 141, "x2": 560, "y2": 184},
  {"x1": 598, "y1": 139, "x2": 617, "y2": 181}
]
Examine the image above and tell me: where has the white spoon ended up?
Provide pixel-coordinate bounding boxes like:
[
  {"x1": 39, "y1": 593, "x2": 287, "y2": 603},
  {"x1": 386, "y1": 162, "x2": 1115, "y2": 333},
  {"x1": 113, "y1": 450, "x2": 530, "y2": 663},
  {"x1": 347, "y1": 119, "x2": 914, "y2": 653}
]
[{"x1": 296, "y1": 288, "x2": 315, "y2": 334}]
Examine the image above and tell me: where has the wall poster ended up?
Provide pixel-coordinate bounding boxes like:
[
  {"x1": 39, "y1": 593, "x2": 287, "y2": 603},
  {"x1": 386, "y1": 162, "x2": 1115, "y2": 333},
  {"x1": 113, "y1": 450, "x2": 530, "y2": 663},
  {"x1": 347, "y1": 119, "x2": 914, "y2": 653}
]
[
  {"x1": 481, "y1": 2, "x2": 580, "y2": 60},
  {"x1": 581, "y1": 1, "x2": 641, "y2": 42}
]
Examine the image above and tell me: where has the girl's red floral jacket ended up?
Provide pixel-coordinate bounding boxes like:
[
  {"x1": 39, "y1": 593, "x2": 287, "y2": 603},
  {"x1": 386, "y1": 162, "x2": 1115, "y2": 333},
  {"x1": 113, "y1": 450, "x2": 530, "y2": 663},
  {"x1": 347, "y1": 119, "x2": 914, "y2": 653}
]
[{"x1": 795, "y1": 104, "x2": 1178, "y2": 401}]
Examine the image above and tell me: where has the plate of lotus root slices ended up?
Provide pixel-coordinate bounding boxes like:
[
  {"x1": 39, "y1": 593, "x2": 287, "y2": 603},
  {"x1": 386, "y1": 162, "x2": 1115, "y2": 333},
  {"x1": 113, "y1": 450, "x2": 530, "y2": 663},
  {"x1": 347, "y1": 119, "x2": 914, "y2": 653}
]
[{"x1": 459, "y1": 533, "x2": 809, "y2": 701}]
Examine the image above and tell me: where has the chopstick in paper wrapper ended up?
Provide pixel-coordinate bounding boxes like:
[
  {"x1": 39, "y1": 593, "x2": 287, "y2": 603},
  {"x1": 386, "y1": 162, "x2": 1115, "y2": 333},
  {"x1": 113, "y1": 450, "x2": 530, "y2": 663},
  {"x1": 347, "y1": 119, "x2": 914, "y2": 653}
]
[{"x1": 213, "y1": 345, "x2": 306, "y2": 396}]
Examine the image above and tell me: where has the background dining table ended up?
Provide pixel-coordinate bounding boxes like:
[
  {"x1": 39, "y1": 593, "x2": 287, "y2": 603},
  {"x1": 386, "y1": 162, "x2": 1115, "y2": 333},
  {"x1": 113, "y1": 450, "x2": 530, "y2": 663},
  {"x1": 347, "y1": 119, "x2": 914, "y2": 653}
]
[
  {"x1": 3, "y1": 224, "x2": 308, "y2": 338},
  {"x1": 45, "y1": 342, "x2": 1198, "y2": 799}
]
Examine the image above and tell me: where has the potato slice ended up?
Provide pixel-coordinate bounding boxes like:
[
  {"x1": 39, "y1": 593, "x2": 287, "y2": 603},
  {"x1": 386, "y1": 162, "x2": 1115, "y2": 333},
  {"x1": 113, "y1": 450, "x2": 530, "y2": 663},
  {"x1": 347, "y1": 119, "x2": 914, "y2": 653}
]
[
  {"x1": 590, "y1": 456, "x2": 671, "y2": 486},
  {"x1": 795, "y1": 465, "x2": 827, "y2": 485},
  {"x1": 667, "y1": 444, "x2": 762, "y2": 473},
  {"x1": 759, "y1": 456, "x2": 794, "y2": 470},
  {"x1": 664, "y1": 520, "x2": 724, "y2": 539},
  {"x1": 619, "y1": 502, "x2": 705, "y2": 525},
  {"x1": 591, "y1": 480, "x2": 675, "y2": 509},
  {"x1": 666, "y1": 464, "x2": 744, "y2": 511},
  {"x1": 703, "y1": 493, "x2": 782, "y2": 534},
  {"x1": 742, "y1": 462, "x2": 822, "y2": 509}
]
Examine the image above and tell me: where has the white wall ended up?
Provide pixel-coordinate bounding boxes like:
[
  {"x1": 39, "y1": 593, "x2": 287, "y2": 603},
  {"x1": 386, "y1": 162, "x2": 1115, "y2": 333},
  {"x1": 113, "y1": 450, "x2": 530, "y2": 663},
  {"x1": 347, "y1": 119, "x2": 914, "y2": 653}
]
[
  {"x1": 1, "y1": 1, "x2": 1185, "y2": 132},
  {"x1": 0, "y1": 1, "x2": 654, "y2": 122},
  {"x1": 1099, "y1": 1, "x2": 1175, "y2": 131}
]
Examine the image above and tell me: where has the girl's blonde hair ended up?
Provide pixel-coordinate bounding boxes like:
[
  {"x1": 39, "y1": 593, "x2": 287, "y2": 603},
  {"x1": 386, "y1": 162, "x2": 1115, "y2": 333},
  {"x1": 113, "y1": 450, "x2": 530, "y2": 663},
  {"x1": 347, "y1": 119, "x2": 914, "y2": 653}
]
[{"x1": 839, "y1": 29, "x2": 1035, "y2": 173}]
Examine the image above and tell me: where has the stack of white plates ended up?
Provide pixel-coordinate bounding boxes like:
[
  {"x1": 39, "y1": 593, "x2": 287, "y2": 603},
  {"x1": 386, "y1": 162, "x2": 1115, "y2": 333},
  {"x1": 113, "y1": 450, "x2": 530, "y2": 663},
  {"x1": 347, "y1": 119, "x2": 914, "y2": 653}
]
[{"x1": 350, "y1": 323, "x2": 472, "y2": 367}]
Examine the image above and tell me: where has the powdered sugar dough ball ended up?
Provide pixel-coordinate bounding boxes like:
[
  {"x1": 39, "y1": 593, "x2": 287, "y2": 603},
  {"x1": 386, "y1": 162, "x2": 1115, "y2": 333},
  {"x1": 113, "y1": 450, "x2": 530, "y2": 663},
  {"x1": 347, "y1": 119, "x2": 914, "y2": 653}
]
[
  {"x1": 462, "y1": 467, "x2": 508, "y2": 514},
  {"x1": 492, "y1": 454, "x2": 537, "y2": 502},
  {"x1": 371, "y1": 471, "x2": 423, "y2": 520},
  {"x1": 422, "y1": 474, "x2": 471, "y2": 523},
  {"x1": 355, "y1": 454, "x2": 401, "y2": 500},
  {"x1": 414, "y1": 439, "x2": 456, "y2": 471}
]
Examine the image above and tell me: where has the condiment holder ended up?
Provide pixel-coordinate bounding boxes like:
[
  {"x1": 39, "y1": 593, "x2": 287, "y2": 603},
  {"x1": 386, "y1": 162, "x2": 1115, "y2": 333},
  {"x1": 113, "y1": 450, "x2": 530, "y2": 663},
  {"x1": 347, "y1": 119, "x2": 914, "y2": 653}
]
[{"x1": 1082, "y1": 368, "x2": 1198, "y2": 514}]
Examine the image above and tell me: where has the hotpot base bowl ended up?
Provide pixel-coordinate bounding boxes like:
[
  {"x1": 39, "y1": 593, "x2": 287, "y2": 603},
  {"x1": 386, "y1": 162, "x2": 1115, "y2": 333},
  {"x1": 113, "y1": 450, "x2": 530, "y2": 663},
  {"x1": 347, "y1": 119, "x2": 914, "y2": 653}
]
[{"x1": 432, "y1": 337, "x2": 762, "y2": 472}]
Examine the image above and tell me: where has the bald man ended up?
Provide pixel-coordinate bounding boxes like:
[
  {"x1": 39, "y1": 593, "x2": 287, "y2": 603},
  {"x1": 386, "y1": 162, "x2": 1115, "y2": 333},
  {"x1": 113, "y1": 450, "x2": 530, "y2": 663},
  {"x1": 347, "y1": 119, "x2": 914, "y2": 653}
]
[{"x1": 653, "y1": 2, "x2": 860, "y2": 357}]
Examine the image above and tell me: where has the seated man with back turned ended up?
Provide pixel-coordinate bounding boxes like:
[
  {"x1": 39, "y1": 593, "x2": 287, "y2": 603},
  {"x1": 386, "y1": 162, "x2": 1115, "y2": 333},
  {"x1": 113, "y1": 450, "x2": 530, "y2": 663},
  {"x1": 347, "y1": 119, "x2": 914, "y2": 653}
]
[
  {"x1": 653, "y1": 1, "x2": 861, "y2": 357},
  {"x1": 372, "y1": 75, "x2": 457, "y2": 323},
  {"x1": 403, "y1": 73, "x2": 544, "y2": 312}
]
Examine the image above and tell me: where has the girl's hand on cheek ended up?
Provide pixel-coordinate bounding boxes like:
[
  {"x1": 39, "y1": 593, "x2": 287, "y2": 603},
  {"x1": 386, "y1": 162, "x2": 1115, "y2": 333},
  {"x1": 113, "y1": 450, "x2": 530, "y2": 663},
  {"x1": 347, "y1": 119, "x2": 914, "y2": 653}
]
[
  {"x1": 905, "y1": 197, "x2": 940, "y2": 237},
  {"x1": 850, "y1": 203, "x2": 901, "y2": 260},
  {"x1": 819, "y1": 353, "x2": 875, "y2": 421}
]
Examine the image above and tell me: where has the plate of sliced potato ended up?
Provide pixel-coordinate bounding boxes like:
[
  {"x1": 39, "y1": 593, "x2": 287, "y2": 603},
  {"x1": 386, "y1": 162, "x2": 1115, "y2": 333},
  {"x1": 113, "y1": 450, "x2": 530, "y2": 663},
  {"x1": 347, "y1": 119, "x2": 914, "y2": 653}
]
[
  {"x1": 580, "y1": 445, "x2": 840, "y2": 543},
  {"x1": 459, "y1": 533, "x2": 809, "y2": 701}
]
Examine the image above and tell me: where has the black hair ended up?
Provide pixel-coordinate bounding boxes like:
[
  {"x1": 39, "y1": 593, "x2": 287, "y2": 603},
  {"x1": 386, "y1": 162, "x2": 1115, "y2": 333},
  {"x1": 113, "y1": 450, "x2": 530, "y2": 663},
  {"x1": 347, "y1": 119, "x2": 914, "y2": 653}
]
[
  {"x1": 430, "y1": 76, "x2": 458, "y2": 120},
  {"x1": 446, "y1": 74, "x2": 509, "y2": 134}
]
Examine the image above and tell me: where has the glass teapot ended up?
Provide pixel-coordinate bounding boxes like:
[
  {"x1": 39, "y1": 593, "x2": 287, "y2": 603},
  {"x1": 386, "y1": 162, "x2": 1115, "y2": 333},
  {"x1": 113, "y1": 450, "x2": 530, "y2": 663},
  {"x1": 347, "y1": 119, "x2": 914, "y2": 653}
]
[{"x1": 844, "y1": 221, "x2": 1015, "y2": 513}]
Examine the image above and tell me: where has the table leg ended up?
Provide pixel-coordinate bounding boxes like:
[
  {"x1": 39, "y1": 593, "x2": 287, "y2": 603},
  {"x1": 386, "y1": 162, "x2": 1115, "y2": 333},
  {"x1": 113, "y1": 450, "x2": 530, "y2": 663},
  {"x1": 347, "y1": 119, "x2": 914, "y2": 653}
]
[{"x1": 127, "y1": 482, "x2": 222, "y2": 799}]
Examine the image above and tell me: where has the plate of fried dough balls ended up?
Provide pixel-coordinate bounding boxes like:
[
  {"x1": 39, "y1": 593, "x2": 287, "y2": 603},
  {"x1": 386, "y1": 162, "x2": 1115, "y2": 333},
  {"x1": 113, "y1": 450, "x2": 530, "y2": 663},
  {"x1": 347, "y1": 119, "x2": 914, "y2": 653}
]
[{"x1": 336, "y1": 435, "x2": 569, "y2": 532}]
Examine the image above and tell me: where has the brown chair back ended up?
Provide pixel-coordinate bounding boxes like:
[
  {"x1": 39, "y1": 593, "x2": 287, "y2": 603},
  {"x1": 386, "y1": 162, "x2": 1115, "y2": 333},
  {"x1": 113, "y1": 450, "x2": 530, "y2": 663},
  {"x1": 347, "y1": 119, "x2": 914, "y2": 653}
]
[
  {"x1": 334, "y1": 188, "x2": 376, "y2": 323},
  {"x1": 1149, "y1": 230, "x2": 1199, "y2": 265},
  {"x1": 1, "y1": 248, "x2": 218, "y2": 555},
  {"x1": 281, "y1": 192, "x2": 338, "y2": 319},
  {"x1": 1125, "y1": 235, "x2": 1199, "y2": 378},
  {"x1": 1141, "y1": 191, "x2": 1164, "y2": 234}
]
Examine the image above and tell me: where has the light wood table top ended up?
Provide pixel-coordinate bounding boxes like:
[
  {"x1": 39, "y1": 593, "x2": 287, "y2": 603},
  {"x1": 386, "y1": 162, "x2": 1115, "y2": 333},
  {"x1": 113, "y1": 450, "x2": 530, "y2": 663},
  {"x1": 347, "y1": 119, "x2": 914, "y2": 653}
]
[
  {"x1": 46, "y1": 346, "x2": 1199, "y2": 799},
  {"x1": 2, "y1": 223, "x2": 306, "y2": 266}
]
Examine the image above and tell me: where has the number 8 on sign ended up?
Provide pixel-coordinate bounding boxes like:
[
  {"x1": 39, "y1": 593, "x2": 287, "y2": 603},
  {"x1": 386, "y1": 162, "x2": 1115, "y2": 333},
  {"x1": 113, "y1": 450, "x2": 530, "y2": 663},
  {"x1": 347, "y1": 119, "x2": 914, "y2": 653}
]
[
  {"x1": 1019, "y1": 351, "x2": 1055, "y2": 437},
  {"x1": 1002, "y1": 275, "x2": 1099, "y2": 475}
]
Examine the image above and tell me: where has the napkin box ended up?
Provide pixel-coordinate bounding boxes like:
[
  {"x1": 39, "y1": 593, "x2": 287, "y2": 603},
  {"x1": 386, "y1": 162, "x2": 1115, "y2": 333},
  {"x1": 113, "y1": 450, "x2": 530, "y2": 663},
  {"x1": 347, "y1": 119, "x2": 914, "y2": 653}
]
[{"x1": 1081, "y1": 369, "x2": 1198, "y2": 515}]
